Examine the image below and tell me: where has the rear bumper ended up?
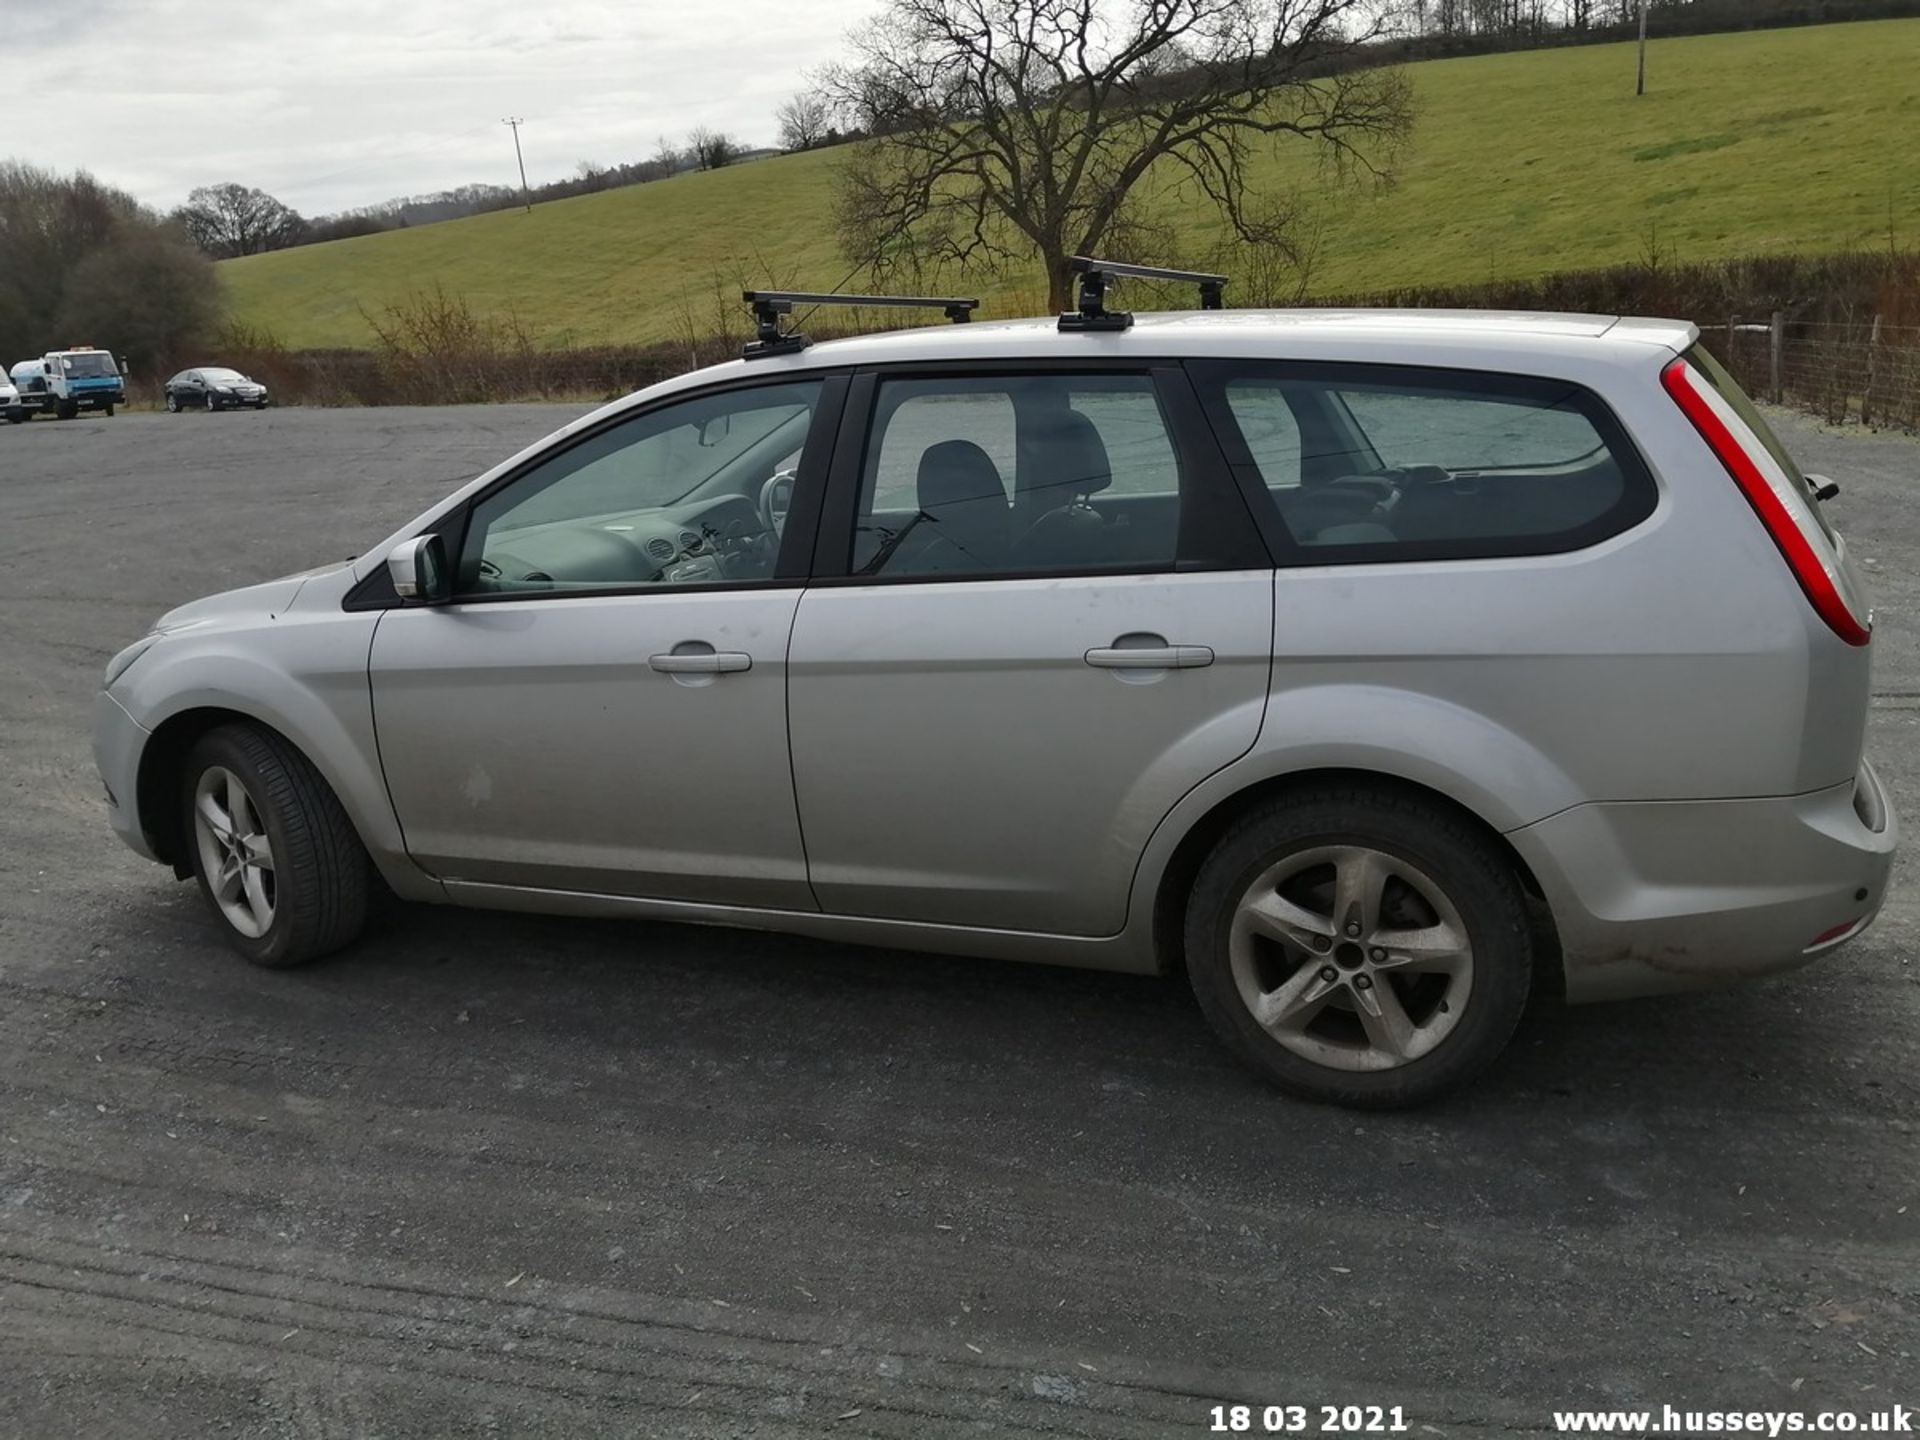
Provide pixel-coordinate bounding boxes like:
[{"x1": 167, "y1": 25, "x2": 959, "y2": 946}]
[
  {"x1": 93, "y1": 689, "x2": 157, "y2": 862},
  {"x1": 1509, "y1": 761, "x2": 1898, "y2": 1003}
]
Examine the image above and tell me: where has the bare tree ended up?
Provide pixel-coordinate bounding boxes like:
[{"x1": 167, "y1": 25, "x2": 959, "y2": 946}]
[
  {"x1": 687, "y1": 127, "x2": 740, "y2": 171},
  {"x1": 776, "y1": 91, "x2": 837, "y2": 151},
  {"x1": 173, "y1": 183, "x2": 307, "y2": 258},
  {"x1": 644, "y1": 135, "x2": 685, "y2": 180},
  {"x1": 828, "y1": 0, "x2": 1416, "y2": 311}
]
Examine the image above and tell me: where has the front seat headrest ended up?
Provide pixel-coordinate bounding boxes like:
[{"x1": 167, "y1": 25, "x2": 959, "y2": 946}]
[
  {"x1": 917, "y1": 439, "x2": 1008, "y2": 513},
  {"x1": 1025, "y1": 409, "x2": 1112, "y2": 506}
]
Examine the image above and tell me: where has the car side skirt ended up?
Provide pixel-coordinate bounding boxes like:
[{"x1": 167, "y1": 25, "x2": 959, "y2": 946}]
[{"x1": 440, "y1": 879, "x2": 1159, "y2": 974}]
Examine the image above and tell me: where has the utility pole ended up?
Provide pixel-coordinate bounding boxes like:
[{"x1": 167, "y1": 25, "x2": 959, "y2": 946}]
[
  {"x1": 1635, "y1": 0, "x2": 1649, "y2": 96},
  {"x1": 502, "y1": 117, "x2": 532, "y2": 213}
]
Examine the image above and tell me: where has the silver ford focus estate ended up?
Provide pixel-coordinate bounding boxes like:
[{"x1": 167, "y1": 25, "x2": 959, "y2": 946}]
[{"x1": 93, "y1": 284, "x2": 1896, "y2": 1107}]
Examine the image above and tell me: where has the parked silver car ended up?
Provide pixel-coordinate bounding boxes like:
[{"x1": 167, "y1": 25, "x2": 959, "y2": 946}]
[{"x1": 92, "y1": 289, "x2": 1896, "y2": 1106}]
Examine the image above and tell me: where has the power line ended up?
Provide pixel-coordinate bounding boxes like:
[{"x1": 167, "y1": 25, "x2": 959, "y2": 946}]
[{"x1": 502, "y1": 117, "x2": 532, "y2": 214}]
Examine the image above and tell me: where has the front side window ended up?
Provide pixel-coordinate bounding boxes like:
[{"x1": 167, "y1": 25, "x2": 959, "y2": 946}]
[
  {"x1": 459, "y1": 380, "x2": 822, "y2": 595},
  {"x1": 851, "y1": 372, "x2": 1186, "y2": 579},
  {"x1": 1201, "y1": 364, "x2": 1653, "y2": 559}
]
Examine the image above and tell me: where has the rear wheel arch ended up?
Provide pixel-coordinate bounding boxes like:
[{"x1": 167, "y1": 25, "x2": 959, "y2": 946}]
[{"x1": 1149, "y1": 767, "x2": 1560, "y2": 993}]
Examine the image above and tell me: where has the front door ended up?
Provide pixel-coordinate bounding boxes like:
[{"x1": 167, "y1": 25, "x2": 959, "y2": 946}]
[
  {"x1": 787, "y1": 366, "x2": 1274, "y2": 936},
  {"x1": 369, "y1": 376, "x2": 838, "y2": 907}
]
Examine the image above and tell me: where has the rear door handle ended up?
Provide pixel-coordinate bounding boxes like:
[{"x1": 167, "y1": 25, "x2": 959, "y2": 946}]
[
  {"x1": 1084, "y1": 645, "x2": 1214, "y2": 670},
  {"x1": 649, "y1": 651, "x2": 752, "y2": 674}
]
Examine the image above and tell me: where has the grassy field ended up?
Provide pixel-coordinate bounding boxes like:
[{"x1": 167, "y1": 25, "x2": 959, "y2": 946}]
[{"x1": 225, "y1": 18, "x2": 1920, "y2": 350}]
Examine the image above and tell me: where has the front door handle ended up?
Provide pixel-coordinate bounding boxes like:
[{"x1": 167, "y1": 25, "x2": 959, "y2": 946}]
[
  {"x1": 1084, "y1": 644, "x2": 1214, "y2": 670},
  {"x1": 649, "y1": 650, "x2": 751, "y2": 674}
]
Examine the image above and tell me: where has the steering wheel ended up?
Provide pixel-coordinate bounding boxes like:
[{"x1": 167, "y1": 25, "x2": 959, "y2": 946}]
[{"x1": 758, "y1": 469, "x2": 797, "y2": 537}]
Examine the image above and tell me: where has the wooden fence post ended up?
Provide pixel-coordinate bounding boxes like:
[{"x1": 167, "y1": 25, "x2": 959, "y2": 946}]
[
  {"x1": 1769, "y1": 311, "x2": 1784, "y2": 405},
  {"x1": 1862, "y1": 314, "x2": 1882, "y2": 428}
]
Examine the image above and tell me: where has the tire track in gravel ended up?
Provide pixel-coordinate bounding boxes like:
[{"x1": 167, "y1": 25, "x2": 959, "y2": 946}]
[{"x1": 1, "y1": 1221, "x2": 1559, "y2": 1438}]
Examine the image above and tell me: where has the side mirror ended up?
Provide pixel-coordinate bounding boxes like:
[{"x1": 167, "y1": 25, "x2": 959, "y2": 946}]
[{"x1": 388, "y1": 534, "x2": 450, "y2": 604}]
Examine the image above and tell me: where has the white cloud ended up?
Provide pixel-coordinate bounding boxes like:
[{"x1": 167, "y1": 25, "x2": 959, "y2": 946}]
[{"x1": 0, "y1": 0, "x2": 869, "y2": 214}]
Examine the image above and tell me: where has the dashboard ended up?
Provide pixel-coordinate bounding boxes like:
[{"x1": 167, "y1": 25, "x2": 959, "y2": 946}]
[{"x1": 474, "y1": 493, "x2": 777, "y2": 592}]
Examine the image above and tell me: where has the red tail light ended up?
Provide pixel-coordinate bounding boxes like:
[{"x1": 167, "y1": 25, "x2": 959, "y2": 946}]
[{"x1": 1661, "y1": 358, "x2": 1869, "y2": 647}]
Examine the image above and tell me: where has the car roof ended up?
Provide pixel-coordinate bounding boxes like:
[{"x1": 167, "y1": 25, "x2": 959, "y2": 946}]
[{"x1": 631, "y1": 307, "x2": 1698, "y2": 407}]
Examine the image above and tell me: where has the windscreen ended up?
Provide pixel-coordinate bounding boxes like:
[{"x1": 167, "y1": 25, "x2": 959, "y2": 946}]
[{"x1": 57, "y1": 352, "x2": 120, "y2": 378}]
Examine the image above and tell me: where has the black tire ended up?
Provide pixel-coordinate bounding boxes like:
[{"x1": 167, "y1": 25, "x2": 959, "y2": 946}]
[
  {"x1": 56, "y1": 401, "x2": 77, "y2": 420},
  {"x1": 180, "y1": 723, "x2": 371, "y2": 967},
  {"x1": 104, "y1": 403, "x2": 114, "y2": 417},
  {"x1": 1184, "y1": 784, "x2": 1532, "y2": 1109},
  {"x1": 206, "y1": 392, "x2": 218, "y2": 412},
  {"x1": 166, "y1": 392, "x2": 179, "y2": 413}
]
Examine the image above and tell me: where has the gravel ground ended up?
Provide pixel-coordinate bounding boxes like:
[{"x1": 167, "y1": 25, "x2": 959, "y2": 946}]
[{"x1": 0, "y1": 404, "x2": 1915, "y2": 1438}]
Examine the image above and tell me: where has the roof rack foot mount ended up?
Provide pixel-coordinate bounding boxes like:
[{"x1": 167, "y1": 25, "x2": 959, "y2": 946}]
[
  {"x1": 1058, "y1": 256, "x2": 1229, "y2": 333},
  {"x1": 741, "y1": 290, "x2": 980, "y2": 360}
]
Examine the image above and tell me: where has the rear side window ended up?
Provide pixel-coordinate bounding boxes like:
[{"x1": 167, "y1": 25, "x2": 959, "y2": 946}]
[
  {"x1": 850, "y1": 373, "x2": 1189, "y2": 579},
  {"x1": 1197, "y1": 363, "x2": 1655, "y2": 561}
]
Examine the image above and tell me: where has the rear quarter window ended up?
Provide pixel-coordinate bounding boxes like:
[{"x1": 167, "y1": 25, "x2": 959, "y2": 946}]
[{"x1": 1196, "y1": 362, "x2": 1656, "y2": 562}]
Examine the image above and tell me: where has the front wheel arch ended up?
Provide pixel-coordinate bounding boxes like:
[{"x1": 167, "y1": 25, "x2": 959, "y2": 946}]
[
  {"x1": 1151, "y1": 768, "x2": 1560, "y2": 996},
  {"x1": 137, "y1": 708, "x2": 309, "y2": 873}
]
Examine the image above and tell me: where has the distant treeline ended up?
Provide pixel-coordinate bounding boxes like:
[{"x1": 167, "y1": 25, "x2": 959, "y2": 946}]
[{"x1": 1392, "y1": 0, "x2": 1920, "y2": 59}]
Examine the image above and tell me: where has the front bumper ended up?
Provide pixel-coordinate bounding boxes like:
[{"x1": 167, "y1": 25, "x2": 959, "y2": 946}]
[
  {"x1": 93, "y1": 689, "x2": 156, "y2": 861},
  {"x1": 1510, "y1": 760, "x2": 1898, "y2": 1003}
]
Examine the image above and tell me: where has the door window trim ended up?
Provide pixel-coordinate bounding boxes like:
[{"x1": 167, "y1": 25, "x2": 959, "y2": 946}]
[
  {"x1": 1187, "y1": 358, "x2": 1659, "y2": 566},
  {"x1": 344, "y1": 371, "x2": 850, "y2": 611},
  {"x1": 807, "y1": 359, "x2": 1270, "y2": 586}
]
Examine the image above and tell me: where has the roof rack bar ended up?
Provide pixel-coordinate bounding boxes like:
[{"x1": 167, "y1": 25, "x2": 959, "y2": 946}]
[
  {"x1": 741, "y1": 289, "x2": 980, "y2": 359},
  {"x1": 1059, "y1": 255, "x2": 1229, "y2": 332}
]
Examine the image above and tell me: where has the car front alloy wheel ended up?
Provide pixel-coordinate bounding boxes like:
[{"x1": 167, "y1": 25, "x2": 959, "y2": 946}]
[
  {"x1": 180, "y1": 723, "x2": 371, "y2": 967},
  {"x1": 192, "y1": 765, "x2": 277, "y2": 939}
]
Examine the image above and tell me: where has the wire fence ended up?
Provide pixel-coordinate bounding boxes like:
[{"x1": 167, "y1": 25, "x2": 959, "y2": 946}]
[{"x1": 1697, "y1": 316, "x2": 1920, "y2": 430}]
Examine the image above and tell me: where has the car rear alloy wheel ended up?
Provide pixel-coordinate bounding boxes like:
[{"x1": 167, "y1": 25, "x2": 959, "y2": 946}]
[
  {"x1": 1185, "y1": 786, "x2": 1532, "y2": 1108},
  {"x1": 166, "y1": 392, "x2": 179, "y2": 413},
  {"x1": 181, "y1": 724, "x2": 371, "y2": 966},
  {"x1": 1229, "y1": 846, "x2": 1472, "y2": 1072},
  {"x1": 192, "y1": 766, "x2": 276, "y2": 939}
]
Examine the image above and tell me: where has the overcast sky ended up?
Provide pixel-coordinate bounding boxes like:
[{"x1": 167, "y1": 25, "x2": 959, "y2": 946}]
[{"x1": 1, "y1": 0, "x2": 871, "y2": 216}]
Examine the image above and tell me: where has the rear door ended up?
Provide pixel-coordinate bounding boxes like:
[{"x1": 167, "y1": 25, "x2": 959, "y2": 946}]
[{"x1": 786, "y1": 364, "x2": 1274, "y2": 936}]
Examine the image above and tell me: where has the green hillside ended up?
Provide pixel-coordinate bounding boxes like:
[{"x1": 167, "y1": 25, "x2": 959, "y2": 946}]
[{"x1": 226, "y1": 18, "x2": 1920, "y2": 350}]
